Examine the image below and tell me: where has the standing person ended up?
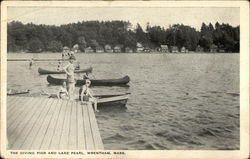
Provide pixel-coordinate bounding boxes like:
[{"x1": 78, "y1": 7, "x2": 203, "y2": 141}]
[
  {"x1": 64, "y1": 55, "x2": 76, "y2": 100},
  {"x1": 79, "y1": 79, "x2": 99, "y2": 112},
  {"x1": 29, "y1": 58, "x2": 34, "y2": 68}
]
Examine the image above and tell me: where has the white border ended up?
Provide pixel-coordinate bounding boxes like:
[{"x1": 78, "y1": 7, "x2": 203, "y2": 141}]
[{"x1": 1, "y1": 1, "x2": 249, "y2": 159}]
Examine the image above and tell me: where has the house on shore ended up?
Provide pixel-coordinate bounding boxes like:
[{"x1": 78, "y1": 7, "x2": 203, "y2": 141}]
[
  {"x1": 160, "y1": 45, "x2": 169, "y2": 53},
  {"x1": 196, "y1": 45, "x2": 204, "y2": 52},
  {"x1": 104, "y1": 44, "x2": 113, "y2": 53},
  {"x1": 143, "y1": 47, "x2": 151, "y2": 53},
  {"x1": 95, "y1": 46, "x2": 104, "y2": 53},
  {"x1": 136, "y1": 42, "x2": 144, "y2": 53},
  {"x1": 170, "y1": 46, "x2": 178, "y2": 53},
  {"x1": 181, "y1": 46, "x2": 187, "y2": 53},
  {"x1": 85, "y1": 47, "x2": 94, "y2": 53},
  {"x1": 210, "y1": 44, "x2": 218, "y2": 53},
  {"x1": 125, "y1": 47, "x2": 133, "y2": 53},
  {"x1": 72, "y1": 44, "x2": 80, "y2": 53},
  {"x1": 114, "y1": 45, "x2": 123, "y2": 53}
]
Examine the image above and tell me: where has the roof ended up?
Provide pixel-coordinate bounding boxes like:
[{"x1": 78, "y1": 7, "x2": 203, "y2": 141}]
[{"x1": 161, "y1": 45, "x2": 168, "y2": 48}]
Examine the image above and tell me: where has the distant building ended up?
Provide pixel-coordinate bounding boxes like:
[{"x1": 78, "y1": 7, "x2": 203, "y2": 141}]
[
  {"x1": 114, "y1": 45, "x2": 123, "y2": 53},
  {"x1": 170, "y1": 46, "x2": 178, "y2": 53},
  {"x1": 160, "y1": 45, "x2": 169, "y2": 53},
  {"x1": 95, "y1": 46, "x2": 104, "y2": 53},
  {"x1": 85, "y1": 47, "x2": 94, "y2": 53},
  {"x1": 104, "y1": 44, "x2": 113, "y2": 53},
  {"x1": 136, "y1": 42, "x2": 144, "y2": 53},
  {"x1": 196, "y1": 45, "x2": 204, "y2": 52},
  {"x1": 210, "y1": 44, "x2": 218, "y2": 53},
  {"x1": 218, "y1": 49, "x2": 225, "y2": 53},
  {"x1": 143, "y1": 47, "x2": 151, "y2": 53},
  {"x1": 72, "y1": 44, "x2": 80, "y2": 53},
  {"x1": 180, "y1": 46, "x2": 187, "y2": 53},
  {"x1": 125, "y1": 47, "x2": 133, "y2": 53}
]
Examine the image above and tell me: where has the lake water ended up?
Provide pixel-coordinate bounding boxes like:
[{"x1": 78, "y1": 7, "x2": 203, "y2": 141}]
[{"x1": 7, "y1": 53, "x2": 239, "y2": 150}]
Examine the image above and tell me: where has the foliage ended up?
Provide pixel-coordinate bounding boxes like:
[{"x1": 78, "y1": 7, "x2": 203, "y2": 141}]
[
  {"x1": 27, "y1": 39, "x2": 44, "y2": 53},
  {"x1": 7, "y1": 20, "x2": 240, "y2": 53},
  {"x1": 48, "y1": 41, "x2": 63, "y2": 52}
]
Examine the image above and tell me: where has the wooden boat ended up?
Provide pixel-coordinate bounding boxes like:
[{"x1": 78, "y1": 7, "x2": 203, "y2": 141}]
[
  {"x1": 96, "y1": 93, "x2": 130, "y2": 107},
  {"x1": 38, "y1": 67, "x2": 92, "y2": 75},
  {"x1": 47, "y1": 75, "x2": 130, "y2": 86},
  {"x1": 7, "y1": 89, "x2": 30, "y2": 95},
  {"x1": 79, "y1": 93, "x2": 130, "y2": 108}
]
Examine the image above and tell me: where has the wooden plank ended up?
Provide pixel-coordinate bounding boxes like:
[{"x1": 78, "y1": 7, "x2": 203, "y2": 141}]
[
  {"x1": 11, "y1": 98, "x2": 51, "y2": 149},
  {"x1": 49, "y1": 100, "x2": 68, "y2": 149},
  {"x1": 7, "y1": 97, "x2": 34, "y2": 128},
  {"x1": 7, "y1": 96, "x2": 23, "y2": 116},
  {"x1": 68, "y1": 101, "x2": 77, "y2": 149},
  {"x1": 87, "y1": 104, "x2": 104, "y2": 149},
  {"x1": 82, "y1": 103, "x2": 95, "y2": 149},
  {"x1": 21, "y1": 98, "x2": 55, "y2": 149},
  {"x1": 8, "y1": 97, "x2": 45, "y2": 149},
  {"x1": 77, "y1": 102, "x2": 86, "y2": 149},
  {"x1": 7, "y1": 97, "x2": 38, "y2": 139},
  {"x1": 40, "y1": 99, "x2": 63, "y2": 150},
  {"x1": 7, "y1": 96, "x2": 21, "y2": 111},
  {"x1": 59, "y1": 100, "x2": 73, "y2": 149}
]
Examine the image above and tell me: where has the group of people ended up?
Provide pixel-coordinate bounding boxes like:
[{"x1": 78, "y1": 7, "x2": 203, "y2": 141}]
[{"x1": 58, "y1": 49, "x2": 99, "y2": 112}]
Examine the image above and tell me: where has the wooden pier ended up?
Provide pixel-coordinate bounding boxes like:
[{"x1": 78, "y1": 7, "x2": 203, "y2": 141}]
[{"x1": 7, "y1": 96, "x2": 104, "y2": 150}]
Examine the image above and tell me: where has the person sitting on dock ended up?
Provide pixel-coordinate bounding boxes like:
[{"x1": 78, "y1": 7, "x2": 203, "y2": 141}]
[
  {"x1": 79, "y1": 79, "x2": 99, "y2": 112},
  {"x1": 57, "y1": 81, "x2": 69, "y2": 99},
  {"x1": 41, "y1": 81, "x2": 68, "y2": 99}
]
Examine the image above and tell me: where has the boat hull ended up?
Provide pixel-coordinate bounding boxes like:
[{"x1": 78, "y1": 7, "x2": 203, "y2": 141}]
[
  {"x1": 47, "y1": 75, "x2": 130, "y2": 86},
  {"x1": 38, "y1": 67, "x2": 92, "y2": 75}
]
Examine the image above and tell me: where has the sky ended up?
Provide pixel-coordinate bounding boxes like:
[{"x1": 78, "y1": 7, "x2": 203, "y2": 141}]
[{"x1": 7, "y1": 7, "x2": 240, "y2": 30}]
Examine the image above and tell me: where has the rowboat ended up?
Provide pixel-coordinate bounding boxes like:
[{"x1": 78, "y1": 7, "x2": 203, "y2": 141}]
[
  {"x1": 38, "y1": 67, "x2": 92, "y2": 75},
  {"x1": 79, "y1": 93, "x2": 130, "y2": 108},
  {"x1": 47, "y1": 75, "x2": 130, "y2": 86},
  {"x1": 96, "y1": 93, "x2": 129, "y2": 107},
  {"x1": 7, "y1": 89, "x2": 30, "y2": 95}
]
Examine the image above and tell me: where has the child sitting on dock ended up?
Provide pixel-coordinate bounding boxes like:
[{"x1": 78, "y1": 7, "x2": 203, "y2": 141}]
[
  {"x1": 41, "y1": 81, "x2": 69, "y2": 99},
  {"x1": 57, "y1": 81, "x2": 69, "y2": 99},
  {"x1": 79, "y1": 79, "x2": 99, "y2": 112}
]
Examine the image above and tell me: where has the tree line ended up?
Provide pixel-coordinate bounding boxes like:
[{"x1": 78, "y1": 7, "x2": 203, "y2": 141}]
[{"x1": 7, "y1": 20, "x2": 239, "y2": 53}]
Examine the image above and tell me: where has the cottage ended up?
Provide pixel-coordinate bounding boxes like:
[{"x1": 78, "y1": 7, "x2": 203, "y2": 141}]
[
  {"x1": 104, "y1": 44, "x2": 113, "y2": 53},
  {"x1": 143, "y1": 47, "x2": 151, "y2": 53},
  {"x1": 72, "y1": 44, "x2": 80, "y2": 53},
  {"x1": 84, "y1": 47, "x2": 94, "y2": 53},
  {"x1": 125, "y1": 47, "x2": 133, "y2": 53},
  {"x1": 160, "y1": 45, "x2": 169, "y2": 53},
  {"x1": 210, "y1": 44, "x2": 218, "y2": 53},
  {"x1": 196, "y1": 45, "x2": 204, "y2": 52},
  {"x1": 114, "y1": 45, "x2": 123, "y2": 53},
  {"x1": 170, "y1": 46, "x2": 178, "y2": 53},
  {"x1": 180, "y1": 46, "x2": 187, "y2": 53},
  {"x1": 95, "y1": 46, "x2": 104, "y2": 53},
  {"x1": 136, "y1": 42, "x2": 144, "y2": 53}
]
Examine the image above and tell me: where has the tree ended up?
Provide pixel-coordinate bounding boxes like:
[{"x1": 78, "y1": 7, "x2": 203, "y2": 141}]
[
  {"x1": 48, "y1": 41, "x2": 63, "y2": 52},
  {"x1": 27, "y1": 39, "x2": 44, "y2": 53},
  {"x1": 78, "y1": 36, "x2": 87, "y2": 52}
]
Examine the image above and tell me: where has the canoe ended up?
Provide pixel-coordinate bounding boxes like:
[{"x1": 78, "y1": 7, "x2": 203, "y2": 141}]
[
  {"x1": 47, "y1": 75, "x2": 130, "y2": 86},
  {"x1": 7, "y1": 89, "x2": 30, "y2": 95},
  {"x1": 38, "y1": 67, "x2": 92, "y2": 75}
]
